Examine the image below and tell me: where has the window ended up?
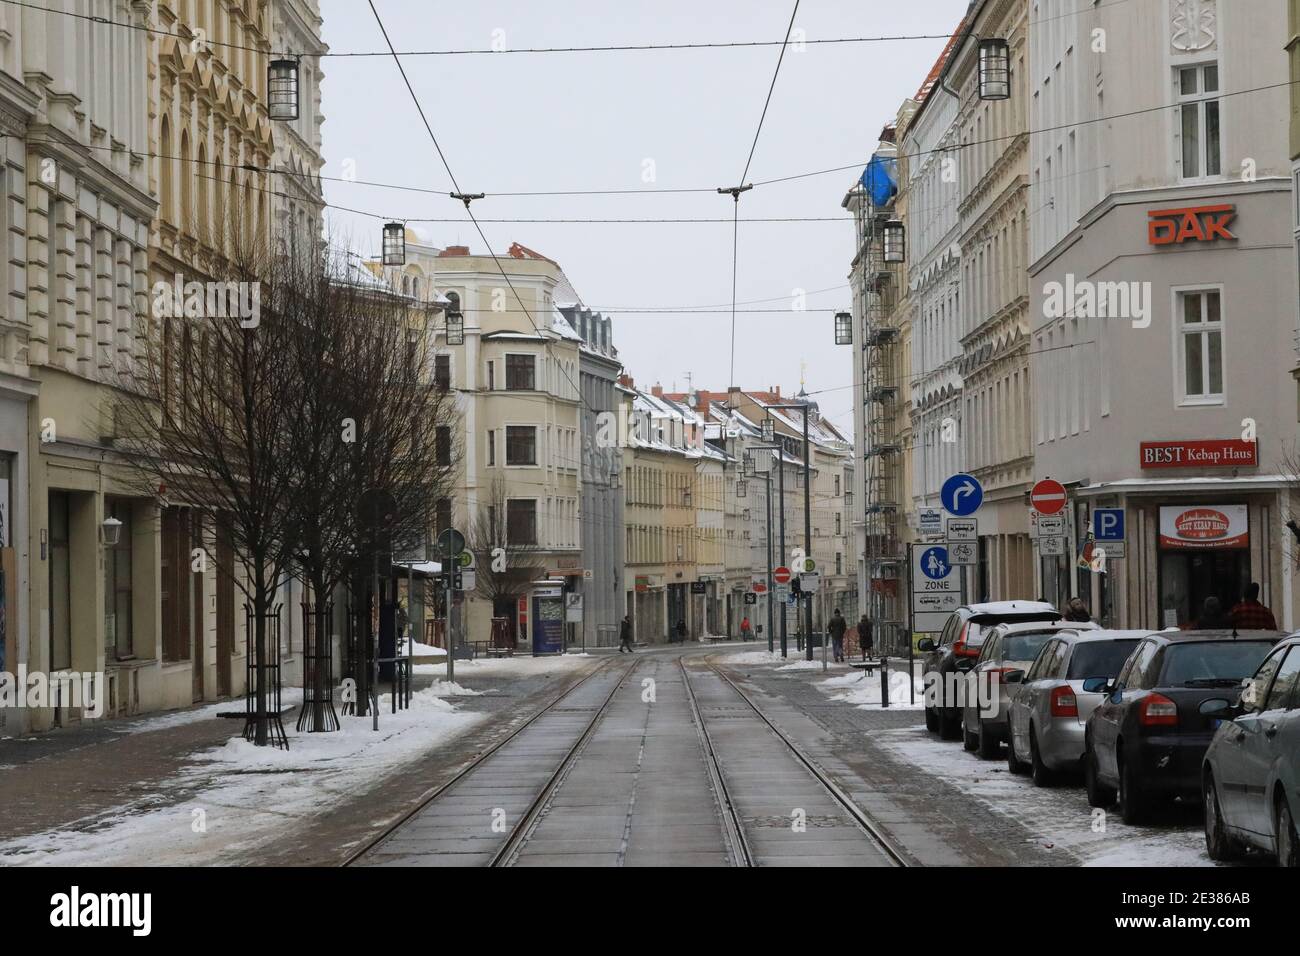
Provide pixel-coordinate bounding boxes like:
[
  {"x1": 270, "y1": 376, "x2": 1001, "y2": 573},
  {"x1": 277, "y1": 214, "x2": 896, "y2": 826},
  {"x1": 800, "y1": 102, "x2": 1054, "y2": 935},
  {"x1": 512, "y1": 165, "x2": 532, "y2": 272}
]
[
  {"x1": 835, "y1": 553, "x2": 843, "y2": 575},
  {"x1": 835, "y1": 513, "x2": 842, "y2": 535},
  {"x1": 486, "y1": 429, "x2": 496, "y2": 466},
  {"x1": 1177, "y1": 64, "x2": 1221, "y2": 179},
  {"x1": 105, "y1": 499, "x2": 134, "y2": 659},
  {"x1": 436, "y1": 426, "x2": 452, "y2": 466},
  {"x1": 507, "y1": 499, "x2": 537, "y2": 545},
  {"x1": 1178, "y1": 289, "x2": 1224, "y2": 402},
  {"x1": 834, "y1": 474, "x2": 841, "y2": 496},
  {"x1": 435, "y1": 498, "x2": 452, "y2": 535},
  {"x1": 434, "y1": 354, "x2": 451, "y2": 391},
  {"x1": 49, "y1": 491, "x2": 72, "y2": 672},
  {"x1": 487, "y1": 360, "x2": 495, "y2": 391},
  {"x1": 505, "y1": 353, "x2": 536, "y2": 390},
  {"x1": 506, "y1": 426, "x2": 538, "y2": 466}
]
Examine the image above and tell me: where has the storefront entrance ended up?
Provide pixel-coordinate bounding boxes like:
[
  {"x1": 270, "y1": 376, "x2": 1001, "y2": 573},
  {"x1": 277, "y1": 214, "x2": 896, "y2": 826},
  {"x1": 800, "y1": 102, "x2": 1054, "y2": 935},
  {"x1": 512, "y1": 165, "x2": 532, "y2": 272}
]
[{"x1": 1159, "y1": 549, "x2": 1249, "y2": 628}]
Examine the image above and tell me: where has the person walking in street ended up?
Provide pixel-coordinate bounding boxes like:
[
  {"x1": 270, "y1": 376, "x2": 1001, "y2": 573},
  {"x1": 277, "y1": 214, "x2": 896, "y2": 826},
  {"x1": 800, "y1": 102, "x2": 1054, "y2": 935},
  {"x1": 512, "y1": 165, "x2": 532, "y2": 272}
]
[
  {"x1": 1187, "y1": 595, "x2": 1232, "y2": 630},
  {"x1": 740, "y1": 616, "x2": 753, "y2": 642},
  {"x1": 1230, "y1": 582, "x2": 1278, "y2": 630},
  {"x1": 1064, "y1": 597, "x2": 1092, "y2": 623},
  {"x1": 675, "y1": 619, "x2": 687, "y2": 644},
  {"x1": 828, "y1": 609, "x2": 847, "y2": 663},
  {"x1": 619, "y1": 615, "x2": 635, "y2": 653},
  {"x1": 857, "y1": 612, "x2": 874, "y2": 661}
]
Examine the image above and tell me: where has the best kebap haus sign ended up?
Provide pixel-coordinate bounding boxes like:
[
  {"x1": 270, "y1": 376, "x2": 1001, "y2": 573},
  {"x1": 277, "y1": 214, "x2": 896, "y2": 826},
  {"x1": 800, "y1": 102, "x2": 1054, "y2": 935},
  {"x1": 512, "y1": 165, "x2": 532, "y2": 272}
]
[
  {"x1": 1140, "y1": 438, "x2": 1257, "y2": 469},
  {"x1": 1159, "y1": 505, "x2": 1248, "y2": 550}
]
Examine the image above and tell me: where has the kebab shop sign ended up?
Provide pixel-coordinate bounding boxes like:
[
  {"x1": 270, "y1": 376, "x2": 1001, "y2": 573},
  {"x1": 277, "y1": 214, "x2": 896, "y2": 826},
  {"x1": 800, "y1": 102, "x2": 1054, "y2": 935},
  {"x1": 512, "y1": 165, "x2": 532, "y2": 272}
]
[
  {"x1": 1159, "y1": 505, "x2": 1248, "y2": 550},
  {"x1": 1140, "y1": 439, "x2": 1257, "y2": 470}
]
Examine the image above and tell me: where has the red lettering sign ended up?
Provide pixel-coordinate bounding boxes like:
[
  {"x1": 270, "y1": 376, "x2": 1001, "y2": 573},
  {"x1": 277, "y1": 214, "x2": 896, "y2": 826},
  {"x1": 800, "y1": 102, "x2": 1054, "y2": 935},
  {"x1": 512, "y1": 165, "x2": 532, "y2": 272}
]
[
  {"x1": 1139, "y1": 439, "x2": 1258, "y2": 469},
  {"x1": 1148, "y1": 204, "x2": 1237, "y2": 246}
]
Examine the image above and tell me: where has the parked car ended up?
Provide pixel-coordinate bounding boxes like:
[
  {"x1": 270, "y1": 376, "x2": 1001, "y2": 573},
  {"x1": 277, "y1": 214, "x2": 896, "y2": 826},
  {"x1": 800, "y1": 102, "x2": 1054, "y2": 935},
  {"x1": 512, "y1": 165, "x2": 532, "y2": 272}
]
[
  {"x1": 919, "y1": 601, "x2": 1061, "y2": 740},
  {"x1": 961, "y1": 620, "x2": 1096, "y2": 759},
  {"x1": 1083, "y1": 630, "x2": 1284, "y2": 824},
  {"x1": 1202, "y1": 633, "x2": 1300, "y2": 866},
  {"x1": 1007, "y1": 629, "x2": 1146, "y2": 785}
]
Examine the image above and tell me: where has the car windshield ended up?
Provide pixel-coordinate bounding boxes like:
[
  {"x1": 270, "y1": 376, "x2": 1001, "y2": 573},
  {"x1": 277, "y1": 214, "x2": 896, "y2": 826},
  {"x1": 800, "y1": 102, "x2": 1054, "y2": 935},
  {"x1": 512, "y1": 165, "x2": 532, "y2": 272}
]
[
  {"x1": 1068, "y1": 640, "x2": 1141, "y2": 681},
  {"x1": 1160, "y1": 641, "x2": 1275, "y2": 687},
  {"x1": 1002, "y1": 631, "x2": 1056, "y2": 662}
]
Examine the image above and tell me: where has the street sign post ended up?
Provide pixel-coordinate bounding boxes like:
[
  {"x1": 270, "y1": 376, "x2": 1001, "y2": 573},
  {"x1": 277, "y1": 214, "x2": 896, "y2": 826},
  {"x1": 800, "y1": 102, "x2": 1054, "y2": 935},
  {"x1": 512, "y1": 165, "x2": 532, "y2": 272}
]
[
  {"x1": 941, "y1": 473, "x2": 984, "y2": 516},
  {"x1": 948, "y1": 540, "x2": 977, "y2": 566},
  {"x1": 1030, "y1": 478, "x2": 1068, "y2": 516},
  {"x1": 919, "y1": 508, "x2": 943, "y2": 536},
  {"x1": 1039, "y1": 536, "x2": 1067, "y2": 556},
  {"x1": 1034, "y1": 514, "x2": 1067, "y2": 538},
  {"x1": 744, "y1": 592, "x2": 758, "y2": 606},
  {"x1": 773, "y1": 566, "x2": 792, "y2": 585},
  {"x1": 799, "y1": 571, "x2": 821, "y2": 593},
  {"x1": 912, "y1": 544, "x2": 961, "y2": 633},
  {"x1": 1093, "y1": 508, "x2": 1125, "y2": 542}
]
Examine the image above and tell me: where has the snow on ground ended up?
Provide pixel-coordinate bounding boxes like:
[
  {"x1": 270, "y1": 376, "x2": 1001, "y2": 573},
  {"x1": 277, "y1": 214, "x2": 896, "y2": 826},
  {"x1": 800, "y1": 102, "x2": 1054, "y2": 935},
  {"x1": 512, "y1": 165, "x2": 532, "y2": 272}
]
[
  {"x1": 871, "y1": 724, "x2": 1219, "y2": 867},
  {"x1": 820, "y1": 669, "x2": 926, "y2": 710},
  {"x1": 414, "y1": 652, "x2": 591, "y2": 679},
  {"x1": 0, "y1": 684, "x2": 485, "y2": 866},
  {"x1": 117, "y1": 688, "x2": 306, "y2": 734}
]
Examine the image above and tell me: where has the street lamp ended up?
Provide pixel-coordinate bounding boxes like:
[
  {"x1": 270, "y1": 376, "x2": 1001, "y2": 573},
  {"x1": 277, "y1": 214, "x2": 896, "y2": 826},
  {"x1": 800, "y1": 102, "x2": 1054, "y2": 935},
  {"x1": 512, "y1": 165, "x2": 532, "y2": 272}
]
[
  {"x1": 978, "y1": 38, "x2": 1011, "y2": 101},
  {"x1": 761, "y1": 418, "x2": 775, "y2": 443},
  {"x1": 736, "y1": 480, "x2": 748, "y2": 498},
  {"x1": 834, "y1": 311, "x2": 853, "y2": 345},
  {"x1": 382, "y1": 222, "x2": 406, "y2": 266},
  {"x1": 883, "y1": 220, "x2": 906, "y2": 264},
  {"x1": 743, "y1": 454, "x2": 756, "y2": 478},
  {"x1": 100, "y1": 516, "x2": 123, "y2": 547},
  {"x1": 268, "y1": 59, "x2": 301, "y2": 121}
]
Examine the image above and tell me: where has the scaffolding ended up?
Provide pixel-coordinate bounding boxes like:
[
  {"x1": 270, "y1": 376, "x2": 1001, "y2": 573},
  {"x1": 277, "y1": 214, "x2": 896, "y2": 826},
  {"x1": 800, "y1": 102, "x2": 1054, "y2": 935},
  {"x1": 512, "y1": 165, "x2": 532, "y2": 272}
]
[{"x1": 855, "y1": 197, "x2": 906, "y2": 655}]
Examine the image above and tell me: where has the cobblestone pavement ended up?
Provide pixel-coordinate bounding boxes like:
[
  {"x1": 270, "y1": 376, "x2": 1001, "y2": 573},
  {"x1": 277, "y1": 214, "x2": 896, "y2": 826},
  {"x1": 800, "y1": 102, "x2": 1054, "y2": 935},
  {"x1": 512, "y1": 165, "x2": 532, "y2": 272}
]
[
  {"x1": 714, "y1": 652, "x2": 1071, "y2": 866},
  {"x1": 0, "y1": 653, "x2": 606, "y2": 863}
]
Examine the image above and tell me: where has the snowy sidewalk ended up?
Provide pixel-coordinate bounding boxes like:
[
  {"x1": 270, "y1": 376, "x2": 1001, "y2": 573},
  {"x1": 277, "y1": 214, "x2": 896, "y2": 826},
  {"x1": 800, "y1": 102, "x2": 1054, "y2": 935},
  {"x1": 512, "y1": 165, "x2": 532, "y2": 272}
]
[{"x1": 0, "y1": 653, "x2": 599, "y2": 866}]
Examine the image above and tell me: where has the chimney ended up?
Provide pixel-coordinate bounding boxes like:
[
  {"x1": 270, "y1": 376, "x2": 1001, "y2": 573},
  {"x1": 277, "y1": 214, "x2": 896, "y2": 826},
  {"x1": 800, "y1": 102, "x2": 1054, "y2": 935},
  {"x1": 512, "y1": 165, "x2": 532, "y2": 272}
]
[
  {"x1": 618, "y1": 374, "x2": 634, "y2": 388},
  {"x1": 774, "y1": 385, "x2": 781, "y2": 398},
  {"x1": 651, "y1": 384, "x2": 664, "y2": 398},
  {"x1": 439, "y1": 245, "x2": 470, "y2": 257},
  {"x1": 696, "y1": 392, "x2": 710, "y2": 415}
]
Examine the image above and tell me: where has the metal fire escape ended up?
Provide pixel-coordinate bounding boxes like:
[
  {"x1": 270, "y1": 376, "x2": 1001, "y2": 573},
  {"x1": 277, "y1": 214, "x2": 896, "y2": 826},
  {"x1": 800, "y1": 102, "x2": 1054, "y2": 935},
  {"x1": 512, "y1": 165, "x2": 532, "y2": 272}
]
[{"x1": 856, "y1": 201, "x2": 905, "y2": 654}]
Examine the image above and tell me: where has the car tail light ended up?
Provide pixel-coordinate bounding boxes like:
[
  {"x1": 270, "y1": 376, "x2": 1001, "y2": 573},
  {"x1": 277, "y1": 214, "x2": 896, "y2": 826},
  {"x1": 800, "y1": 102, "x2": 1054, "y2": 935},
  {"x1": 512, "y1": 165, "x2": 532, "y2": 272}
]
[
  {"x1": 1139, "y1": 693, "x2": 1178, "y2": 728},
  {"x1": 953, "y1": 624, "x2": 979, "y2": 658},
  {"x1": 1050, "y1": 685, "x2": 1078, "y2": 718}
]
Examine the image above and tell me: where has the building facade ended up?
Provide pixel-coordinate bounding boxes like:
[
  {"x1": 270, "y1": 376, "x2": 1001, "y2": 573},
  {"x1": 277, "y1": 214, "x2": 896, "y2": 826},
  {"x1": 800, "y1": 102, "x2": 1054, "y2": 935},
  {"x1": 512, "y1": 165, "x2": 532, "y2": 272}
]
[{"x1": 1028, "y1": 0, "x2": 1297, "y2": 629}]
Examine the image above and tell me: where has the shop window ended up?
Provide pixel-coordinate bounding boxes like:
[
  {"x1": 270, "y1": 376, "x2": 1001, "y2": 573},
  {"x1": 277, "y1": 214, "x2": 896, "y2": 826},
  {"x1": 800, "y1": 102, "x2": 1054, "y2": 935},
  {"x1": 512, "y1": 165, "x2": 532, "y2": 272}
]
[
  {"x1": 161, "y1": 507, "x2": 193, "y2": 663},
  {"x1": 1177, "y1": 289, "x2": 1224, "y2": 403},
  {"x1": 1177, "y1": 63, "x2": 1220, "y2": 179}
]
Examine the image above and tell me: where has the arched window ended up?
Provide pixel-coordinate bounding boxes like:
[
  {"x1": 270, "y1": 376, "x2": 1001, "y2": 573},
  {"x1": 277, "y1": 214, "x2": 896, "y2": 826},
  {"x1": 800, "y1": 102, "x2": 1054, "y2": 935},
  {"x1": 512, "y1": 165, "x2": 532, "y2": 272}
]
[
  {"x1": 213, "y1": 158, "x2": 224, "y2": 253},
  {"x1": 179, "y1": 129, "x2": 192, "y2": 230},
  {"x1": 446, "y1": 291, "x2": 461, "y2": 313},
  {"x1": 196, "y1": 143, "x2": 209, "y2": 239},
  {"x1": 160, "y1": 117, "x2": 174, "y2": 224}
]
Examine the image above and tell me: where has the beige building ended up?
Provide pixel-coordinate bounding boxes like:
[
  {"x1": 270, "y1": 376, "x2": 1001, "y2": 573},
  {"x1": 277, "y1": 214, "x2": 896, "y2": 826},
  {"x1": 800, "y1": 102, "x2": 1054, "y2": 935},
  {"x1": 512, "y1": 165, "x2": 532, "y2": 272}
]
[{"x1": 377, "y1": 237, "x2": 583, "y2": 650}]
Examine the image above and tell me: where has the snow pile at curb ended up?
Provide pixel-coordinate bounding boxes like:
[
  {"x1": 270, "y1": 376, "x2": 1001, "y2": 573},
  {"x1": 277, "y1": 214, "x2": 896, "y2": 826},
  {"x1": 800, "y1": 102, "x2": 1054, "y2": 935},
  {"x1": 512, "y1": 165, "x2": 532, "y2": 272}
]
[{"x1": 822, "y1": 670, "x2": 925, "y2": 710}]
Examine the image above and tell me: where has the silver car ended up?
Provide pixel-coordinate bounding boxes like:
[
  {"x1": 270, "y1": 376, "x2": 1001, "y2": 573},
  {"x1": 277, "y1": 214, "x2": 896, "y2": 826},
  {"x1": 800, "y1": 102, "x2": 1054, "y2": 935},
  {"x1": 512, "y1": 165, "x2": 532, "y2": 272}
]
[
  {"x1": 1007, "y1": 629, "x2": 1146, "y2": 785},
  {"x1": 961, "y1": 620, "x2": 1094, "y2": 759}
]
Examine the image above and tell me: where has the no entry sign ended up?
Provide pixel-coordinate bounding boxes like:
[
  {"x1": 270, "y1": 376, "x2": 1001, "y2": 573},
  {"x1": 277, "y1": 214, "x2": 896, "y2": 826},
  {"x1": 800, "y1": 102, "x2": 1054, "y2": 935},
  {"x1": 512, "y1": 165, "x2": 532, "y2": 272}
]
[
  {"x1": 1030, "y1": 479, "x2": 1067, "y2": 516},
  {"x1": 773, "y1": 566, "x2": 792, "y2": 585}
]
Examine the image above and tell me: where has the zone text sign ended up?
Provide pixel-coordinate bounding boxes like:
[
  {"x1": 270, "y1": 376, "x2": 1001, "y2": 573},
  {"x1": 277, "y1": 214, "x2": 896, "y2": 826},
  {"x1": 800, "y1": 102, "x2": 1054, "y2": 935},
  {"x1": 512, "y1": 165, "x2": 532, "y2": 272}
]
[
  {"x1": 1147, "y1": 204, "x2": 1236, "y2": 246},
  {"x1": 1140, "y1": 439, "x2": 1257, "y2": 470}
]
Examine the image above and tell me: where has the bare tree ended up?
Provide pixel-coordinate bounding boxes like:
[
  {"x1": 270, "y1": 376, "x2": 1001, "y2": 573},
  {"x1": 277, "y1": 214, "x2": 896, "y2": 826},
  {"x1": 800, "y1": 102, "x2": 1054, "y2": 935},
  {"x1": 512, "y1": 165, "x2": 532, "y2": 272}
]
[{"x1": 467, "y1": 476, "x2": 549, "y2": 646}]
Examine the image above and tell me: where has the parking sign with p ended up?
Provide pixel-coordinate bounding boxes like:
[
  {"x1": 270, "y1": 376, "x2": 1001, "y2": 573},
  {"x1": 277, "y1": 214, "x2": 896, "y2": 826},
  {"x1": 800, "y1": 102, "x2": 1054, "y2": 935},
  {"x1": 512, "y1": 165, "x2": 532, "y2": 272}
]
[{"x1": 1093, "y1": 508, "x2": 1125, "y2": 542}]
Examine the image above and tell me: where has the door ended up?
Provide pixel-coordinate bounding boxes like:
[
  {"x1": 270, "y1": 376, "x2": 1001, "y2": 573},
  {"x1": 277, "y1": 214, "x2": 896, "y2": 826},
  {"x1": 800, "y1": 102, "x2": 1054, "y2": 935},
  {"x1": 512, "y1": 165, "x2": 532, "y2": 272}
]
[
  {"x1": 191, "y1": 511, "x2": 204, "y2": 703},
  {"x1": 215, "y1": 518, "x2": 234, "y2": 698},
  {"x1": 48, "y1": 492, "x2": 72, "y2": 672}
]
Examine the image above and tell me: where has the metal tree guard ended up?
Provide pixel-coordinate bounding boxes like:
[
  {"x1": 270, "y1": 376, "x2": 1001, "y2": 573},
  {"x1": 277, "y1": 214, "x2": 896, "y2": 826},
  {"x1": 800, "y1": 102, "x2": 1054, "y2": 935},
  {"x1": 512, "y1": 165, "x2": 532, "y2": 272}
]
[
  {"x1": 244, "y1": 603, "x2": 288, "y2": 750},
  {"x1": 297, "y1": 601, "x2": 339, "y2": 733}
]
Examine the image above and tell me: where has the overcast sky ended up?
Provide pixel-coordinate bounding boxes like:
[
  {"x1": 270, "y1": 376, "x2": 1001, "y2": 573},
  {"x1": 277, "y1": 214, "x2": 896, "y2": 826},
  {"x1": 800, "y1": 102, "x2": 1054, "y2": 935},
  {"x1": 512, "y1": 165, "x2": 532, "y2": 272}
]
[{"x1": 318, "y1": 0, "x2": 969, "y2": 434}]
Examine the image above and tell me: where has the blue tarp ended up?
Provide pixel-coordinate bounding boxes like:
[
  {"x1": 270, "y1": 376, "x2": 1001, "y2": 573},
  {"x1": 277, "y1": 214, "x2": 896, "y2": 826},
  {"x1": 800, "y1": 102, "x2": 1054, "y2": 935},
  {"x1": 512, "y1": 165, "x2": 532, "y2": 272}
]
[{"x1": 860, "y1": 154, "x2": 898, "y2": 208}]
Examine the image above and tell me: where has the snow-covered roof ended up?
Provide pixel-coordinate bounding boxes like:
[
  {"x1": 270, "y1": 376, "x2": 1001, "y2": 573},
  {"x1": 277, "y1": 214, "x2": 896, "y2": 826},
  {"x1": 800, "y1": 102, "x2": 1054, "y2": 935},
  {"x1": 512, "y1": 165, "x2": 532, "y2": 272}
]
[
  {"x1": 482, "y1": 331, "x2": 545, "y2": 342},
  {"x1": 549, "y1": 308, "x2": 585, "y2": 342}
]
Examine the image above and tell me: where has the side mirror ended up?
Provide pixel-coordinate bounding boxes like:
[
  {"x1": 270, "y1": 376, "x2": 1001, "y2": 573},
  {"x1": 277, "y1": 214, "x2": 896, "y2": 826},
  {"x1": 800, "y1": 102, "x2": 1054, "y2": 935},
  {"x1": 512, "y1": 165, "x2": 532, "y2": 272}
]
[
  {"x1": 1081, "y1": 677, "x2": 1108, "y2": 694},
  {"x1": 1005, "y1": 670, "x2": 1026, "y2": 684},
  {"x1": 917, "y1": 638, "x2": 936, "y2": 653}
]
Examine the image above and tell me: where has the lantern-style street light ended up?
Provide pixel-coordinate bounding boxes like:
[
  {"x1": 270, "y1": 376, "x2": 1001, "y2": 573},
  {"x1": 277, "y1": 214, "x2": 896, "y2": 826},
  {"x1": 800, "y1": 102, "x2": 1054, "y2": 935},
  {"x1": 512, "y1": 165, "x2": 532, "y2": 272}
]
[
  {"x1": 382, "y1": 222, "x2": 406, "y2": 266},
  {"x1": 978, "y1": 38, "x2": 1011, "y2": 101},
  {"x1": 268, "y1": 59, "x2": 301, "y2": 121},
  {"x1": 883, "y1": 220, "x2": 906, "y2": 264},
  {"x1": 834, "y1": 311, "x2": 853, "y2": 345}
]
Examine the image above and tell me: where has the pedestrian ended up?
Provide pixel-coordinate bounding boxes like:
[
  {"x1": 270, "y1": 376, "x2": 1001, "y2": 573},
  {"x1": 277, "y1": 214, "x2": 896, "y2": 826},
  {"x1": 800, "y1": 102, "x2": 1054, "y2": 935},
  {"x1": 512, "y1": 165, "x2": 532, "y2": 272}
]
[
  {"x1": 857, "y1": 612, "x2": 874, "y2": 661},
  {"x1": 1230, "y1": 582, "x2": 1278, "y2": 630},
  {"x1": 828, "y1": 609, "x2": 847, "y2": 663},
  {"x1": 1188, "y1": 595, "x2": 1232, "y2": 630},
  {"x1": 675, "y1": 619, "x2": 687, "y2": 644},
  {"x1": 1064, "y1": 597, "x2": 1092, "y2": 623},
  {"x1": 740, "y1": 616, "x2": 753, "y2": 641},
  {"x1": 618, "y1": 615, "x2": 635, "y2": 653}
]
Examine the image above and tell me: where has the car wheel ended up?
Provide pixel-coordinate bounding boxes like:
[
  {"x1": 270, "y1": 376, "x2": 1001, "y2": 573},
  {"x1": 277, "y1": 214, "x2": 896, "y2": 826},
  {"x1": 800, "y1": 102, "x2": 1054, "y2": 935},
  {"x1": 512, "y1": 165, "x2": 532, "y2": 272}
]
[
  {"x1": 962, "y1": 713, "x2": 979, "y2": 751},
  {"x1": 1007, "y1": 733, "x2": 1027, "y2": 774},
  {"x1": 1118, "y1": 749, "x2": 1149, "y2": 825},
  {"x1": 924, "y1": 706, "x2": 938, "y2": 733},
  {"x1": 1277, "y1": 799, "x2": 1300, "y2": 868},
  {"x1": 1084, "y1": 743, "x2": 1116, "y2": 808},
  {"x1": 1203, "y1": 773, "x2": 1240, "y2": 862},
  {"x1": 977, "y1": 719, "x2": 999, "y2": 759},
  {"x1": 1030, "y1": 727, "x2": 1056, "y2": 787}
]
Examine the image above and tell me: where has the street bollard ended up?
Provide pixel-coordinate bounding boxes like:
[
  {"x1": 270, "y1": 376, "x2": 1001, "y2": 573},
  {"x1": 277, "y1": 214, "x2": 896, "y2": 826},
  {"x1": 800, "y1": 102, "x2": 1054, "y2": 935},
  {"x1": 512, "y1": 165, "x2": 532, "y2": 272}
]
[{"x1": 881, "y1": 655, "x2": 890, "y2": 709}]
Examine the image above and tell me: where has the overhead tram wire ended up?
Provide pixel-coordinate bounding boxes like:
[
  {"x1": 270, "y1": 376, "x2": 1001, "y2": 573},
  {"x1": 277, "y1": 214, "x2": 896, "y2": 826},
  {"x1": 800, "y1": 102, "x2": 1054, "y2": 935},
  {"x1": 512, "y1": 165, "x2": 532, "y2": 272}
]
[{"x1": 363, "y1": 0, "x2": 595, "y2": 419}]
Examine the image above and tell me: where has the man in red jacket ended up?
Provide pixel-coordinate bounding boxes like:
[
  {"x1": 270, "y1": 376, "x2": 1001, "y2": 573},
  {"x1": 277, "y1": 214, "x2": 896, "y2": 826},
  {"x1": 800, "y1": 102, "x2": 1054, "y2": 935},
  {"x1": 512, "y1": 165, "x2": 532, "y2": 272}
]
[{"x1": 1229, "y1": 582, "x2": 1277, "y2": 631}]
